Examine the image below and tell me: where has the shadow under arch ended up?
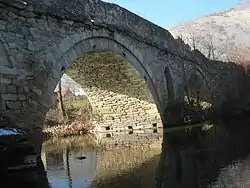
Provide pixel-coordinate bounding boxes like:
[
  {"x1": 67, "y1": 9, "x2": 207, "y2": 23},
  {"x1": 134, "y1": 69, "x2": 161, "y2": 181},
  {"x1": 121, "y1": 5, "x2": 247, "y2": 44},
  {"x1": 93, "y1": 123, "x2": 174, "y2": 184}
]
[
  {"x1": 162, "y1": 66, "x2": 185, "y2": 126},
  {"x1": 48, "y1": 36, "x2": 162, "y2": 115},
  {"x1": 184, "y1": 66, "x2": 213, "y2": 104}
]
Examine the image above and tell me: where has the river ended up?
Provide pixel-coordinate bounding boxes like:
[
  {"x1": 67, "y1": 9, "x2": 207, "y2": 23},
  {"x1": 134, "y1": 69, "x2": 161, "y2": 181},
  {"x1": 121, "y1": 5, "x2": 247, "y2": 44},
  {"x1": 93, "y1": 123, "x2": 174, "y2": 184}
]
[{"x1": 3, "y1": 119, "x2": 250, "y2": 188}]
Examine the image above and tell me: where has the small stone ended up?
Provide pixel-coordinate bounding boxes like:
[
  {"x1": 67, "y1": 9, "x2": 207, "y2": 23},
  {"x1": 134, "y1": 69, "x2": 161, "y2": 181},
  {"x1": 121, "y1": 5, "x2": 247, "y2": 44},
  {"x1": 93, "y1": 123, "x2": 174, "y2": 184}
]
[
  {"x1": 2, "y1": 94, "x2": 26, "y2": 101},
  {"x1": 0, "y1": 77, "x2": 11, "y2": 84},
  {"x1": 27, "y1": 100, "x2": 38, "y2": 109},
  {"x1": 24, "y1": 86, "x2": 30, "y2": 92},
  {"x1": 18, "y1": 94, "x2": 26, "y2": 100},
  {"x1": 21, "y1": 26, "x2": 30, "y2": 36},
  {"x1": 0, "y1": 84, "x2": 6, "y2": 93},
  {"x1": 27, "y1": 40, "x2": 37, "y2": 51},
  {"x1": 0, "y1": 57, "x2": 9, "y2": 67},
  {"x1": 2, "y1": 94, "x2": 18, "y2": 101},
  {"x1": 5, "y1": 101, "x2": 22, "y2": 110},
  {"x1": 7, "y1": 85, "x2": 17, "y2": 93},
  {"x1": 62, "y1": 20, "x2": 74, "y2": 25},
  {"x1": 8, "y1": 43, "x2": 16, "y2": 48},
  {"x1": 21, "y1": 101, "x2": 28, "y2": 108},
  {"x1": 17, "y1": 86, "x2": 24, "y2": 93},
  {"x1": 31, "y1": 87, "x2": 43, "y2": 96},
  {"x1": 29, "y1": 27, "x2": 39, "y2": 36},
  {"x1": 0, "y1": 21, "x2": 6, "y2": 30}
]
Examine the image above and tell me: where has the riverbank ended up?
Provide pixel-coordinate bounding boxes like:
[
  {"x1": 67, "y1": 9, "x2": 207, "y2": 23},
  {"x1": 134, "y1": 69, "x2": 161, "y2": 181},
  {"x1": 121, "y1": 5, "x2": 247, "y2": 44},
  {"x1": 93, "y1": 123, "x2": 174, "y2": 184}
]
[
  {"x1": 43, "y1": 92, "x2": 249, "y2": 140},
  {"x1": 43, "y1": 97, "x2": 93, "y2": 139},
  {"x1": 42, "y1": 100, "x2": 212, "y2": 139},
  {"x1": 43, "y1": 122, "x2": 91, "y2": 139}
]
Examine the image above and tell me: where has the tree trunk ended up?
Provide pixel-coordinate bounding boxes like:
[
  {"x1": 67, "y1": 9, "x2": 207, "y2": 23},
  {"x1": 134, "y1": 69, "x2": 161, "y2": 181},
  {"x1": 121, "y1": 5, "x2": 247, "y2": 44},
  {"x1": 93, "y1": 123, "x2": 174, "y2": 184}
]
[{"x1": 59, "y1": 78, "x2": 67, "y2": 118}]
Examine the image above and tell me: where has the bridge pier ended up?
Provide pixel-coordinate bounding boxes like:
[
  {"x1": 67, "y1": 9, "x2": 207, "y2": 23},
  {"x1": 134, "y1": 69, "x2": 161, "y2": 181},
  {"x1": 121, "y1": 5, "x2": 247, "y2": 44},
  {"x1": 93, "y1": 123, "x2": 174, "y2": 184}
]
[
  {"x1": 0, "y1": 90, "x2": 47, "y2": 155},
  {"x1": 163, "y1": 102, "x2": 185, "y2": 127}
]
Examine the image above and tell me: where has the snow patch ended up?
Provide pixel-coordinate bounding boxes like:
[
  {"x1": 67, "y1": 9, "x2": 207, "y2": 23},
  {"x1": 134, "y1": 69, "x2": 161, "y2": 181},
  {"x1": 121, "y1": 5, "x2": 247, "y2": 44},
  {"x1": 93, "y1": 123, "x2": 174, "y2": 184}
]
[{"x1": 0, "y1": 128, "x2": 23, "y2": 136}]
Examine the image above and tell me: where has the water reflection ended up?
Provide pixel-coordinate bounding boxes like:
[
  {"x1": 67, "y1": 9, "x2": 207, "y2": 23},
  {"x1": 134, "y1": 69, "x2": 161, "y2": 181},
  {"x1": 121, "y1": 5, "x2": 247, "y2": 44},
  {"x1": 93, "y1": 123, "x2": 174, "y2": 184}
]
[
  {"x1": 41, "y1": 135, "x2": 161, "y2": 188},
  {"x1": 2, "y1": 120, "x2": 250, "y2": 187},
  {"x1": 0, "y1": 159, "x2": 50, "y2": 188},
  {"x1": 41, "y1": 136, "x2": 98, "y2": 188},
  {"x1": 158, "y1": 119, "x2": 250, "y2": 188}
]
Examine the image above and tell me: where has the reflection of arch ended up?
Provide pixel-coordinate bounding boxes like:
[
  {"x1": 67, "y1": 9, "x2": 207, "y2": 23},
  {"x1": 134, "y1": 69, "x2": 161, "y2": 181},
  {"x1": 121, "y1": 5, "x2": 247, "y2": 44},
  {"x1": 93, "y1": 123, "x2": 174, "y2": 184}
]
[{"x1": 42, "y1": 35, "x2": 163, "y2": 130}]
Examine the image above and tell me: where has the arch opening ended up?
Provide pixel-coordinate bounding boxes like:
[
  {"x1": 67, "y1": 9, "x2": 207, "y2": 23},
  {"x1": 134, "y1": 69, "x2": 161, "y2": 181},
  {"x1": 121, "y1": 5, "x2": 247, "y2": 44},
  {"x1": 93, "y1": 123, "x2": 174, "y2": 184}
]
[
  {"x1": 43, "y1": 37, "x2": 163, "y2": 136},
  {"x1": 183, "y1": 72, "x2": 213, "y2": 124}
]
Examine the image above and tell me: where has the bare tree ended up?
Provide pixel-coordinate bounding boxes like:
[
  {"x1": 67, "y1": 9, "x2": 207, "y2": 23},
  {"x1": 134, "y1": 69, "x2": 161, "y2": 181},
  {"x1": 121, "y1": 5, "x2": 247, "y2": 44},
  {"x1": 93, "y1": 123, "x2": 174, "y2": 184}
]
[
  {"x1": 227, "y1": 44, "x2": 250, "y2": 63},
  {"x1": 58, "y1": 78, "x2": 67, "y2": 118},
  {"x1": 172, "y1": 21, "x2": 234, "y2": 61}
]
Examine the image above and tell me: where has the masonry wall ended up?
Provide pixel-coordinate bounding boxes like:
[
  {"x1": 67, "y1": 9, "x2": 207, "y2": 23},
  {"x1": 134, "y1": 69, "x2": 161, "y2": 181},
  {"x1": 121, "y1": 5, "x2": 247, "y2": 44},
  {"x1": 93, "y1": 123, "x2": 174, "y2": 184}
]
[{"x1": 68, "y1": 52, "x2": 162, "y2": 132}]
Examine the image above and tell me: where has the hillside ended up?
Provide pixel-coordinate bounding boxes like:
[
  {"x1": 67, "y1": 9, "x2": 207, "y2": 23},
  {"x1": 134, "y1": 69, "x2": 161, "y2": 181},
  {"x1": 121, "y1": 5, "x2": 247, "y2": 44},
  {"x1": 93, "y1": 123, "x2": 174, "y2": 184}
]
[{"x1": 169, "y1": 0, "x2": 250, "y2": 62}]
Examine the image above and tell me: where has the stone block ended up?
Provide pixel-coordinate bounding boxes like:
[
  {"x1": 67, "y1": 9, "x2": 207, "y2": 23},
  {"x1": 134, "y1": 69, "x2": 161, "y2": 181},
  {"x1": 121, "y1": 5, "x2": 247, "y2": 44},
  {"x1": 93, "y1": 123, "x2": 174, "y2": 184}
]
[
  {"x1": 0, "y1": 84, "x2": 7, "y2": 93},
  {"x1": 2, "y1": 93, "x2": 26, "y2": 101},
  {"x1": 0, "y1": 21, "x2": 6, "y2": 30},
  {"x1": 0, "y1": 57, "x2": 10, "y2": 66},
  {"x1": 0, "y1": 65, "x2": 17, "y2": 75},
  {"x1": 31, "y1": 86, "x2": 43, "y2": 96},
  {"x1": 2, "y1": 94, "x2": 18, "y2": 101},
  {"x1": 7, "y1": 85, "x2": 17, "y2": 93},
  {"x1": 28, "y1": 100, "x2": 38, "y2": 109},
  {"x1": 0, "y1": 77, "x2": 12, "y2": 84},
  {"x1": 5, "y1": 101, "x2": 22, "y2": 110}
]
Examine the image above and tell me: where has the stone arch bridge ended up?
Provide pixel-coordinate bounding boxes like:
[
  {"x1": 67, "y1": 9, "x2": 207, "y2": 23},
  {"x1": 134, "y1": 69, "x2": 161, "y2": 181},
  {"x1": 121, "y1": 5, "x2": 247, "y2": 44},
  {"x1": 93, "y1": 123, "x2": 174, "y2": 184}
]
[{"x1": 0, "y1": 0, "x2": 249, "y2": 154}]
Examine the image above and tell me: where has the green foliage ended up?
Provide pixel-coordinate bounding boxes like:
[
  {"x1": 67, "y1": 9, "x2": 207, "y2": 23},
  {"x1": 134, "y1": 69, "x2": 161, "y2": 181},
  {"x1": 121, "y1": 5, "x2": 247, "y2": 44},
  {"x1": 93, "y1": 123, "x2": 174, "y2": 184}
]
[{"x1": 64, "y1": 97, "x2": 90, "y2": 110}]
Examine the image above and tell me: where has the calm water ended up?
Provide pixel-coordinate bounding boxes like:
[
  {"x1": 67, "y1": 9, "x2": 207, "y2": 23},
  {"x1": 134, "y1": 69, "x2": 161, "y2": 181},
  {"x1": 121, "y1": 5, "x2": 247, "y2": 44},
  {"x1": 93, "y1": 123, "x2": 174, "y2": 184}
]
[
  {"x1": 41, "y1": 133, "x2": 161, "y2": 188},
  {"x1": 3, "y1": 119, "x2": 250, "y2": 188}
]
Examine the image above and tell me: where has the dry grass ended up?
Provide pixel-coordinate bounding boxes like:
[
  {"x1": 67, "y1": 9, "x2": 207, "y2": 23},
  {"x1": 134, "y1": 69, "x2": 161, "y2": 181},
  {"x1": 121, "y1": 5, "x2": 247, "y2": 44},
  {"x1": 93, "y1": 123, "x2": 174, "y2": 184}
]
[
  {"x1": 43, "y1": 121, "x2": 92, "y2": 139},
  {"x1": 43, "y1": 98, "x2": 94, "y2": 139}
]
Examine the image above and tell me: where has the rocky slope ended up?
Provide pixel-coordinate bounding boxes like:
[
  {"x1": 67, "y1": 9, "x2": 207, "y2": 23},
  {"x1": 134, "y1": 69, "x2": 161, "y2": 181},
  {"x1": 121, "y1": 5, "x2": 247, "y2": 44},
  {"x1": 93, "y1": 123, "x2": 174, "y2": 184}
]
[{"x1": 169, "y1": 0, "x2": 250, "y2": 62}]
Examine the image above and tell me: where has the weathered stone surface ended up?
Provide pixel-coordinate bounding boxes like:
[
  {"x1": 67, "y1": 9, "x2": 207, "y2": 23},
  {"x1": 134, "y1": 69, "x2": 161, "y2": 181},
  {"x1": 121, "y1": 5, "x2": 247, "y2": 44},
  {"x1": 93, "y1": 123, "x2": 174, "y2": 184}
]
[
  {"x1": 5, "y1": 101, "x2": 22, "y2": 110},
  {"x1": 7, "y1": 85, "x2": 17, "y2": 93},
  {"x1": 2, "y1": 94, "x2": 26, "y2": 101},
  {"x1": 0, "y1": 65, "x2": 17, "y2": 75},
  {"x1": 0, "y1": 0, "x2": 250, "y2": 156}
]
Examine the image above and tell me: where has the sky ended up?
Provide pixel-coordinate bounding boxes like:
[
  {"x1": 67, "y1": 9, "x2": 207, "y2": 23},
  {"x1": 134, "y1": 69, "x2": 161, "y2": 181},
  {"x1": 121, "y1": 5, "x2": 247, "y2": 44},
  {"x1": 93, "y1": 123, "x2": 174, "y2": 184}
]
[{"x1": 102, "y1": 0, "x2": 241, "y2": 28}]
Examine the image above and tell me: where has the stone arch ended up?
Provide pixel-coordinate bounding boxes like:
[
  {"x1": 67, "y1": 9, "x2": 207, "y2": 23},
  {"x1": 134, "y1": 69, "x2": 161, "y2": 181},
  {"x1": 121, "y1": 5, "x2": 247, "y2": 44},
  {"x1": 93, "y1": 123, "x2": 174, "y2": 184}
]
[
  {"x1": 186, "y1": 74, "x2": 203, "y2": 99},
  {"x1": 185, "y1": 67, "x2": 212, "y2": 104},
  {"x1": 42, "y1": 36, "x2": 163, "y2": 132}
]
